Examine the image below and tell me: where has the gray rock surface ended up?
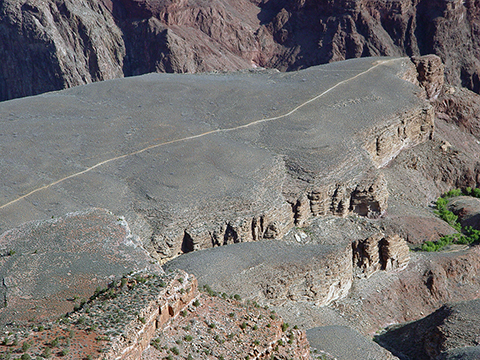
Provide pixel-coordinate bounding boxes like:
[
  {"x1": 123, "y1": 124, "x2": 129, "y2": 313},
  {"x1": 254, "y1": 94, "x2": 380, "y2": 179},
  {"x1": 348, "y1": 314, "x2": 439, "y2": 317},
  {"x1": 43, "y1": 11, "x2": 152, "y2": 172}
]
[
  {"x1": 164, "y1": 238, "x2": 353, "y2": 307},
  {"x1": 448, "y1": 196, "x2": 480, "y2": 230},
  {"x1": 307, "y1": 325, "x2": 399, "y2": 360},
  {"x1": 0, "y1": 57, "x2": 431, "y2": 261},
  {"x1": 437, "y1": 346, "x2": 480, "y2": 360},
  {"x1": 0, "y1": 208, "x2": 162, "y2": 327}
]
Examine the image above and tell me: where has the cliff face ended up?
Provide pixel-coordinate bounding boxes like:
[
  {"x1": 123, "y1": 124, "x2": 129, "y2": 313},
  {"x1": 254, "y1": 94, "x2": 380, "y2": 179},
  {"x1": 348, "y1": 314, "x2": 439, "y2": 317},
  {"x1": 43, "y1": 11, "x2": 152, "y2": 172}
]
[
  {"x1": 0, "y1": 0, "x2": 125, "y2": 101},
  {"x1": 377, "y1": 299, "x2": 480, "y2": 360},
  {"x1": 261, "y1": 0, "x2": 480, "y2": 93},
  {"x1": 1, "y1": 0, "x2": 480, "y2": 101}
]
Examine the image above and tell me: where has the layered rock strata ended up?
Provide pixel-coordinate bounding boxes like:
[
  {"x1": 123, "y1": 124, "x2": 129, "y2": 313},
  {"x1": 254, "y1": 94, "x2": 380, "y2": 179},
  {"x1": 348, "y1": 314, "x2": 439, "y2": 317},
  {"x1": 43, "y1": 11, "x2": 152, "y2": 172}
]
[
  {"x1": 2, "y1": 0, "x2": 480, "y2": 102},
  {"x1": 103, "y1": 271, "x2": 198, "y2": 360},
  {"x1": 353, "y1": 233, "x2": 410, "y2": 279},
  {"x1": 0, "y1": 57, "x2": 433, "y2": 262},
  {"x1": 0, "y1": 270, "x2": 312, "y2": 360},
  {"x1": 166, "y1": 219, "x2": 410, "y2": 308}
]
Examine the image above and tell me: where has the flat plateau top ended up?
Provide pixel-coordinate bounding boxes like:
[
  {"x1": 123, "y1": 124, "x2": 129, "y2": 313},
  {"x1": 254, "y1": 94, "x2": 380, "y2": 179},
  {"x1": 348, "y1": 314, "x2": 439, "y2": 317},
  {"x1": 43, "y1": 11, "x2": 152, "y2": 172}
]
[{"x1": 0, "y1": 57, "x2": 422, "y2": 234}]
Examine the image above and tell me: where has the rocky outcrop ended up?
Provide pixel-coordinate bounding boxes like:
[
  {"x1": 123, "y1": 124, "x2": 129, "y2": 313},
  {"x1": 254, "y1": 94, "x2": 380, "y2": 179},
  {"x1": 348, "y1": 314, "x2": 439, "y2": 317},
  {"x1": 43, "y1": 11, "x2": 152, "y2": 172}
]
[
  {"x1": 2, "y1": 0, "x2": 480, "y2": 102},
  {"x1": 411, "y1": 55, "x2": 445, "y2": 100},
  {"x1": 353, "y1": 233, "x2": 410, "y2": 279},
  {"x1": 143, "y1": 292, "x2": 312, "y2": 359},
  {"x1": 435, "y1": 84, "x2": 480, "y2": 139},
  {"x1": 103, "y1": 271, "x2": 198, "y2": 360},
  {"x1": 376, "y1": 299, "x2": 480, "y2": 360},
  {"x1": 448, "y1": 196, "x2": 480, "y2": 230},
  {"x1": 165, "y1": 239, "x2": 355, "y2": 308},
  {"x1": 364, "y1": 105, "x2": 435, "y2": 167},
  {"x1": 303, "y1": 173, "x2": 389, "y2": 220},
  {"x1": 167, "y1": 217, "x2": 412, "y2": 310}
]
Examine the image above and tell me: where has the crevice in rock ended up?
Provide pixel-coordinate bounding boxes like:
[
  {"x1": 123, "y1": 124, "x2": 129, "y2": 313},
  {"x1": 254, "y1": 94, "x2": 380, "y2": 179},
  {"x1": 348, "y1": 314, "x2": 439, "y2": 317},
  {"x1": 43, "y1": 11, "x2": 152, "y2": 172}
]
[
  {"x1": 223, "y1": 223, "x2": 239, "y2": 245},
  {"x1": 181, "y1": 231, "x2": 194, "y2": 254}
]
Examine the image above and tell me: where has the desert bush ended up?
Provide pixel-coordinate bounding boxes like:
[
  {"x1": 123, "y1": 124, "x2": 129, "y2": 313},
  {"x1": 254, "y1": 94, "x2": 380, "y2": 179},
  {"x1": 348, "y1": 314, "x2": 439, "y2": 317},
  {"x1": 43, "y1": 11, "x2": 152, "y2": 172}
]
[
  {"x1": 425, "y1": 189, "x2": 480, "y2": 251},
  {"x1": 22, "y1": 342, "x2": 31, "y2": 352}
]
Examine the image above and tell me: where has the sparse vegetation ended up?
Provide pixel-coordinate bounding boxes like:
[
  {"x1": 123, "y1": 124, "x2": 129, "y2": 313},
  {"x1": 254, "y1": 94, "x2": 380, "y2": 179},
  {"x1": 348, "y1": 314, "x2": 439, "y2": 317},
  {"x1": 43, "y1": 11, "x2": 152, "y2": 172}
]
[
  {"x1": 422, "y1": 188, "x2": 480, "y2": 251},
  {"x1": 21, "y1": 342, "x2": 31, "y2": 352}
]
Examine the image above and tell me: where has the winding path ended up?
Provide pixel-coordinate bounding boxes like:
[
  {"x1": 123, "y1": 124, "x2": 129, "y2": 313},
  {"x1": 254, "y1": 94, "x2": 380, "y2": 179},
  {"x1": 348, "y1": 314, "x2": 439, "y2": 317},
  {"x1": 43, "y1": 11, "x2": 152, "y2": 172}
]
[{"x1": 0, "y1": 59, "x2": 392, "y2": 210}]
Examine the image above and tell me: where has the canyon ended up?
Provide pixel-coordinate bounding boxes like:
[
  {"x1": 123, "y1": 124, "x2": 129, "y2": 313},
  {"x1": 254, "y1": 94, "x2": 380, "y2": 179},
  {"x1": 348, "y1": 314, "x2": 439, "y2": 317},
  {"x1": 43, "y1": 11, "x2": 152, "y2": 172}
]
[
  {"x1": 2, "y1": 53, "x2": 480, "y2": 359},
  {"x1": 1, "y1": 0, "x2": 480, "y2": 102}
]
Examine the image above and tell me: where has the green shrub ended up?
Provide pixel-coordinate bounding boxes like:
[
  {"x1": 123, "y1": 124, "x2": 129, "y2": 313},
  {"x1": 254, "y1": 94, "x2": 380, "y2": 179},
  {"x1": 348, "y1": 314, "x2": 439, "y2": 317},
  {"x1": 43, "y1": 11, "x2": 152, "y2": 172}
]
[
  {"x1": 22, "y1": 342, "x2": 31, "y2": 352},
  {"x1": 42, "y1": 348, "x2": 52, "y2": 358},
  {"x1": 425, "y1": 189, "x2": 480, "y2": 251},
  {"x1": 445, "y1": 189, "x2": 463, "y2": 198},
  {"x1": 171, "y1": 347, "x2": 179, "y2": 355},
  {"x1": 21, "y1": 354, "x2": 31, "y2": 360},
  {"x1": 202, "y1": 284, "x2": 216, "y2": 296},
  {"x1": 474, "y1": 188, "x2": 480, "y2": 198}
]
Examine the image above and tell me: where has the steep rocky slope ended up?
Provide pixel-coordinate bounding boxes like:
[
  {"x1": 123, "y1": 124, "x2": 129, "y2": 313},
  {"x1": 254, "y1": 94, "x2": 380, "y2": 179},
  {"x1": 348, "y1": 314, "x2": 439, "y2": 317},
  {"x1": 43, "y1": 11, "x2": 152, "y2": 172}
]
[
  {"x1": 0, "y1": 270, "x2": 312, "y2": 360},
  {"x1": 377, "y1": 299, "x2": 480, "y2": 360},
  {"x1": 2, "y1": 0, "x2": 480, "y2": 101},
  {"x1": 3, "y1": 55, "x2": 480, "y2": 358}
]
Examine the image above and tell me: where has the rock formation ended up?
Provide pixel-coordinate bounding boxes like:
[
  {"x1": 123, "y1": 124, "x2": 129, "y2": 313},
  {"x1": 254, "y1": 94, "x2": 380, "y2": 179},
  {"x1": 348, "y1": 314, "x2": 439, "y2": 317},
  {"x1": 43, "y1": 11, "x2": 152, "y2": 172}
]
[
  {"x1": 376, "y1": 299, "x2": 480, "y2": 360},
  {"x1": 447, "y1": 196, "x2": 480, "y2": 230},
  {"x1": 2, "y1": 0, "x2": 480, "y2": 102},
  {"x1": 0, "y1": 208, "x2": 162, "y2": 327},
  {"x1": 0, "y1": 270, "x2": 312, "y2": 360},
  {"x1": 0, "y1": 56, "x2": 433, "y2": 262},
  {"x1": 353, "y1": 233, "x2": 410, "y2": 278}
]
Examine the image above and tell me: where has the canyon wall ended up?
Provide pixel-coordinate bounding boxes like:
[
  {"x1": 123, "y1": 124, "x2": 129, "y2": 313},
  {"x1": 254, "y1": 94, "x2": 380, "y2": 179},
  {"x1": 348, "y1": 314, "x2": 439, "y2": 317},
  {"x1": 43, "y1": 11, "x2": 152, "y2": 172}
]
[{"x1": 1, "y1": 0, "x2": 480, "y2": 102}]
